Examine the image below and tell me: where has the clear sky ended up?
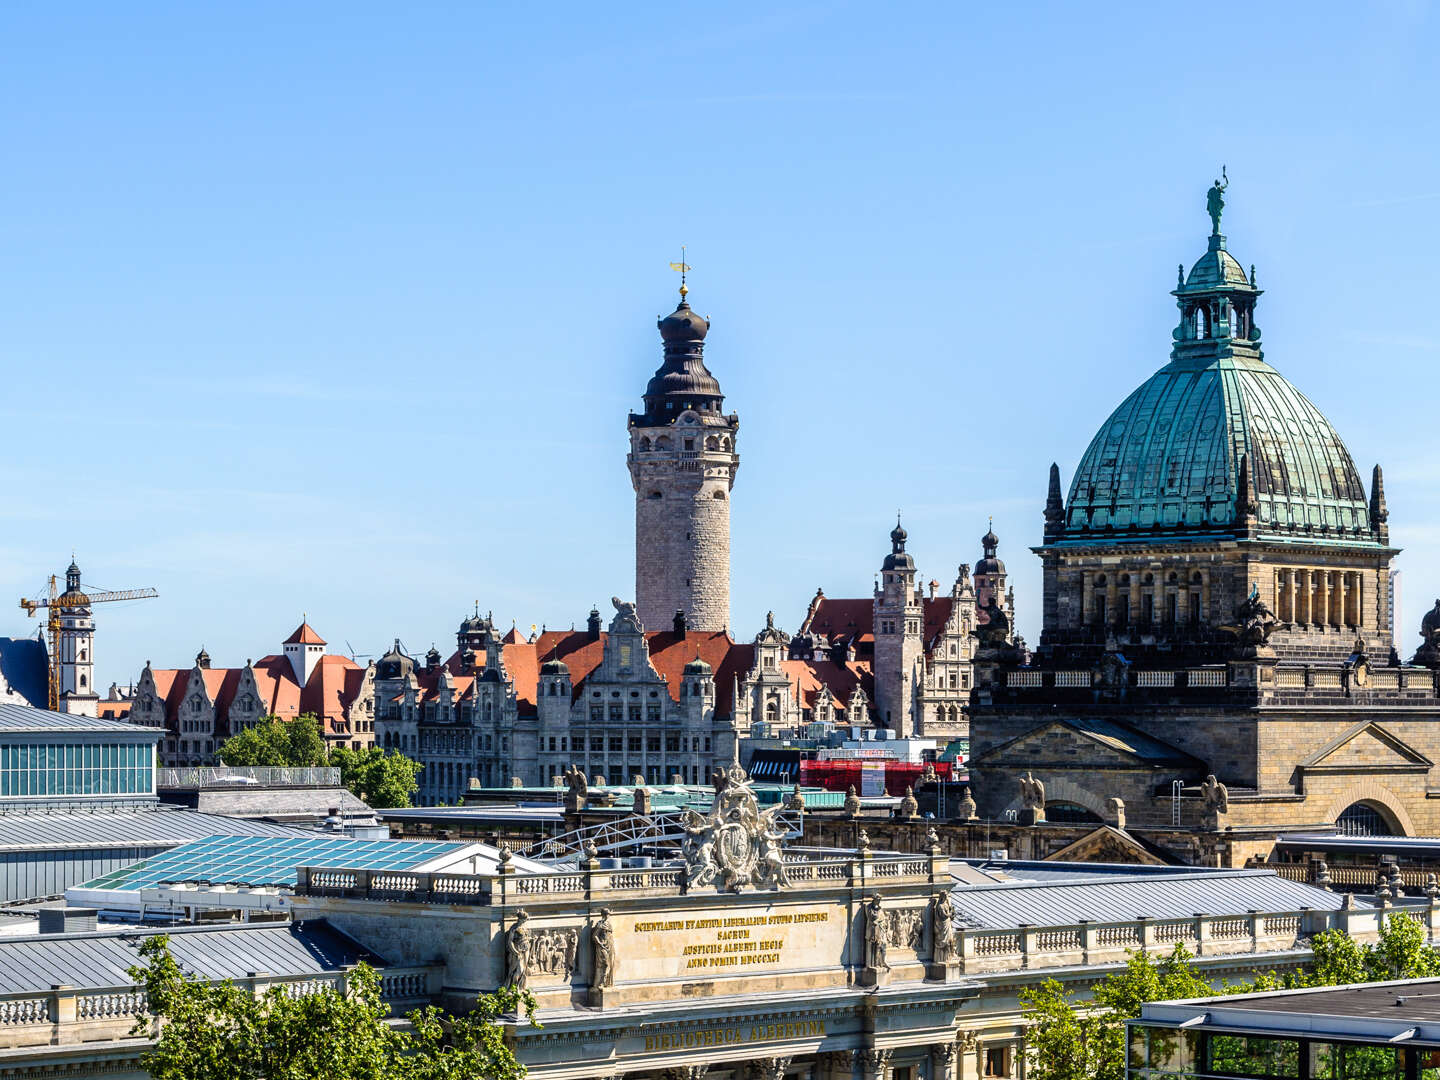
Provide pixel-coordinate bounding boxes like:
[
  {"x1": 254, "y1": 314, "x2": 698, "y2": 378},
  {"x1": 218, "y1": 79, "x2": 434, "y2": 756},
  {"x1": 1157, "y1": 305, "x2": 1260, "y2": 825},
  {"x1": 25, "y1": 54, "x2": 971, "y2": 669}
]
[{"x1": 2, "y1": 2, "x2": 1438, "y2": 688}]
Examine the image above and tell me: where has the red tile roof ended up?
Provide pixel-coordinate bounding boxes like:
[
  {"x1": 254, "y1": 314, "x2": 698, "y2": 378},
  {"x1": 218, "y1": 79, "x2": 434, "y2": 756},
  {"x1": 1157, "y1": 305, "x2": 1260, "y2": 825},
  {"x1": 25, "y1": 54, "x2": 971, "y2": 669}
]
[{"x1": 282, "y1": 622, "x2": 326, "y2": 646}]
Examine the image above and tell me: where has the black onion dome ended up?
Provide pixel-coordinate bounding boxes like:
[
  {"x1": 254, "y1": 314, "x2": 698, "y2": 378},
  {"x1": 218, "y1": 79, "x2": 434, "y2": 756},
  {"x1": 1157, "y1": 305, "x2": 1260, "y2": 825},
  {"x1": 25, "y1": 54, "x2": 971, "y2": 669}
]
[
  {"x1": 976, "y1": 527, "x2": 1005, "y2": 575},
  {"x1": 684, "y1": 655, "x2": 713, "y2": 676},
  {"x1": 541, "y1": 657, "x2": 570, "y2": 677},
  {"x1": 635, "y1": 296, "x2": 724, "y2": 425}
]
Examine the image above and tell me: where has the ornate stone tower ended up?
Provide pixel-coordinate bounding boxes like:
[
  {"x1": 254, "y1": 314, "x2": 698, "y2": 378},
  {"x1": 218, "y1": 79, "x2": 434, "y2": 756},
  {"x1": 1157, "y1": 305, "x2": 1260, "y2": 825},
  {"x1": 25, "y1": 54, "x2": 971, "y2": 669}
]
[
  {"x1": 873, "y1": 519, "x2": 923, "y2": 736},
  {"x1": 628, "y1": 284, "x2": 739, "y2": 633}
]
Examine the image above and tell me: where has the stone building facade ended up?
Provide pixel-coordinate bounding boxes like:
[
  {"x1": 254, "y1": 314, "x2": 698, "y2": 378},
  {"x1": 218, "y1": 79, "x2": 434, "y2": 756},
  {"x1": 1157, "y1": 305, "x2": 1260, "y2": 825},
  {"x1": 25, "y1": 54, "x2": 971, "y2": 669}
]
[
  {"x1": 126, "y1": 622, "x2": 375, "y2": 767},
  {"x1": 788, "y1": 525, "x2": 1017, "y2": 739},
  {"x1": 967, "y1": 186, "x2": 1440, "y2": 857},
  {"x1": 628, "y1": 285, "x2": 739, "y2": 635}
]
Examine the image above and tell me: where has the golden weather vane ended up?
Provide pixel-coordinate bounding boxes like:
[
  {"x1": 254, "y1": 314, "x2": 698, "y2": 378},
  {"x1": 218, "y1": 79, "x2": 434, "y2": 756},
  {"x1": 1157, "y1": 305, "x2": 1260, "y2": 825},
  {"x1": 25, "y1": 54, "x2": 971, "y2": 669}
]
[{"x1": 668, "y1": 246, "x2": 690, "y2": 298}]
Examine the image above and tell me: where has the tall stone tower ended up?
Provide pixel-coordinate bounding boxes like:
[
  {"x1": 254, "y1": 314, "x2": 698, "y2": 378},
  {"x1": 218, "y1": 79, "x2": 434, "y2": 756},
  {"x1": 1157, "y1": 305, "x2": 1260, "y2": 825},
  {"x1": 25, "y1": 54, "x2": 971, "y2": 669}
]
[
  {"x1": 628, "y1": 284, "x2": 739, "y2": 633},
  {"x1": 57, "y1": 561, "x2": 99, "y2": 717},
  {"x1": 873, "y1": 520, "x2": 923, "y2": 736}
]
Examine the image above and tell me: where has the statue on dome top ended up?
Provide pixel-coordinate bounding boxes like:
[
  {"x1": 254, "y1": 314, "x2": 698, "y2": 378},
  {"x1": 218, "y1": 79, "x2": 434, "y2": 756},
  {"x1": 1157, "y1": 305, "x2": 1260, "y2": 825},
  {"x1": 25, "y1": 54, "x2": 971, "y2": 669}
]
[{"x1": 1207, "y1": 166, "x2": 1229, "y2": 235}]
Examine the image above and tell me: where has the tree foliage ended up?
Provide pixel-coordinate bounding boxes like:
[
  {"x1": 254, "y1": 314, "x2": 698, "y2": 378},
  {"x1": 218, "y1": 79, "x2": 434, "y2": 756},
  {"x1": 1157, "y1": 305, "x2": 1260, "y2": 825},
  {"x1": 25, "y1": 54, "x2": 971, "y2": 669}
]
[
  {"x1": 1021, "y1": 915, "x2": 1440, "y2": 1080},
  {"x1": 330, "y1": 746, "x2": 422, "y2": 810},
  {"x1": 216, "y1": 715, "x2": 422, "y2": 809},
  {"x1": 129, "y1": 935, "x2": 534, "y2": 1080},
  {"x1": 218, "y1": 715, "x2": 328, "y2": 769}
]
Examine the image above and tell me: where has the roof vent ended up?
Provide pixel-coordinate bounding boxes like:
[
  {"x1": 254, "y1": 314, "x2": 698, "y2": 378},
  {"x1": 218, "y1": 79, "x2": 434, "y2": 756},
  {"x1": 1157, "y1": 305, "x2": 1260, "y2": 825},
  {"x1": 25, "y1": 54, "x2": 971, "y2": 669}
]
[{"x1": 38, "y1": 907, "x2": 98, "y2": 934}]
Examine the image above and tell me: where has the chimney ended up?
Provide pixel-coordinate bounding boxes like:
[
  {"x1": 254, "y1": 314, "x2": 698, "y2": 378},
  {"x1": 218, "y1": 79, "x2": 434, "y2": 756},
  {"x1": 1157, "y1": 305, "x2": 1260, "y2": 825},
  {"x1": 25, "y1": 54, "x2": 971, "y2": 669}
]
[{"x1": 587, "y1": 607, "x2": 602, "y2": 641}]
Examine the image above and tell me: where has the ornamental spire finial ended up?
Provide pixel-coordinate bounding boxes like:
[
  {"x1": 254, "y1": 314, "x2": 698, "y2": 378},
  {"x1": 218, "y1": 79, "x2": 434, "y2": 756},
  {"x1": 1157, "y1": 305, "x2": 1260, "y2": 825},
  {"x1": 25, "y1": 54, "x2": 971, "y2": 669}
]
[
  {"x1": 1207, "y1": 166, "x2": 1229, "y2": 235},
  {"x1": 668, "y1": 246, "x2": 690, "y2": 300}
]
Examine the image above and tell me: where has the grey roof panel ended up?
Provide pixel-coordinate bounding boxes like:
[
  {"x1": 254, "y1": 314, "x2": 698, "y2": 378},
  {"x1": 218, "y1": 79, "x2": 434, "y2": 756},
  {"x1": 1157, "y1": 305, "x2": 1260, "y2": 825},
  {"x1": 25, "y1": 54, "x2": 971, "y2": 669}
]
[
  {"x1": 0, "y1": 921, "x2": 381, "y2": 994},
  {"x1": 947, "y1": 868, "x2": 1346, "y2": 930},
  {"x1": 0, "y1": 808, "x2": 301, "y2": 851},
  {"x1": 0, "y1": 702, "x2": 164, "y2": 736}
]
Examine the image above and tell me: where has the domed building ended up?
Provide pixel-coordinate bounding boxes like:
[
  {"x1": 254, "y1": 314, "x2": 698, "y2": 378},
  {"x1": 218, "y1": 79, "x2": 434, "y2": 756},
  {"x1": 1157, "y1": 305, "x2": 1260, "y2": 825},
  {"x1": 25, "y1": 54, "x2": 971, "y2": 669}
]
[
  {"x1": 968, "y1": 184, "x2": 1440, "y2": 861},
  {"x1": 1036, "y1": 201, "x2": 1393, "y2": 663}
]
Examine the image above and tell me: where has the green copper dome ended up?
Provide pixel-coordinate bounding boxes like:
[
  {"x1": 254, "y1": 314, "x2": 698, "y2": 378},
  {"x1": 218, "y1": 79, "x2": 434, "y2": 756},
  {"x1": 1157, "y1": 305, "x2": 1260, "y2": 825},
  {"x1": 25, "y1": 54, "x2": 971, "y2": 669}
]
[{"x1": 1056, "y1": 202, "x2": 1382, "y2": 548}]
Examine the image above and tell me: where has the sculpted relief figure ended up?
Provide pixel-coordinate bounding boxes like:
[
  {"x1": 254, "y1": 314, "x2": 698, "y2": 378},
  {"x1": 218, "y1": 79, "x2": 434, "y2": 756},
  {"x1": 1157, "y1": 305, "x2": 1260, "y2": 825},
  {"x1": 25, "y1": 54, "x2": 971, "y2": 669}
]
[
  {"x1": 1224, "y1": 582, "x2": 1278, "y2": 654},
  {"x1": 503, "y1": 909, "x2": 531, "y2": 989},
  {"x1": 681, "y1": 808, "x2": 718, "y2": 888},
  {"x1": 682, "y1": 762, "x2": 794, "y2": 892},
  {"x1": 1020, "y1": 772, "x2": 1045, "y2": 810},
  {"x1": 862, "y1": 896, "x2": 890, "y2": 972},
  {"x1": 591, "y1": 908, "x2": 616, "y2": 989},
  {"x1": 929, "y1": 891, "x2": 957, "y2": 963}
]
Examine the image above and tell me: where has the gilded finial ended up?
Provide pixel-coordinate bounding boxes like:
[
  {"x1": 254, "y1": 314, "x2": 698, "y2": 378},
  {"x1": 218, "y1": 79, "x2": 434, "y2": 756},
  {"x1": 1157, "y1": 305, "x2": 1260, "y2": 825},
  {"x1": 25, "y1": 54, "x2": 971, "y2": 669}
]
[{"x1": 668, "y1": 246, "x2": 691, "y2": 300}]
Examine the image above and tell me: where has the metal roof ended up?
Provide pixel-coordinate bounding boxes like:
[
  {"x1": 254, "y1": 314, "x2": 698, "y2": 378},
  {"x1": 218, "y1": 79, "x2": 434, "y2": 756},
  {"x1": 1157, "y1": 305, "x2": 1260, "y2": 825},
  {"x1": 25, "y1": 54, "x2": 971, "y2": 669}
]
[
  {"x1": 0, "y1": 702, "x2": 164, "y2": 736},
  {"x1": 76, "y1": 834, "x2": 470, "y2": 892},
  {"x1": 946, "y1": 867, "x2": 1348, "y2": 930},
  {"x1": 0, "y1": 808, "x2": 300, "y2": 852},
  {"x1": 0, "y1": 920, "x2": 381, "y2": 994}
]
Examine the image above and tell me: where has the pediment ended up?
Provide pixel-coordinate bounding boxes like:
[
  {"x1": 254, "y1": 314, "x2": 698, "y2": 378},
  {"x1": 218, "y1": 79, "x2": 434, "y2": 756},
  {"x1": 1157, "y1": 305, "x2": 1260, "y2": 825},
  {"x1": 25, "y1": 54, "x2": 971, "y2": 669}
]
[
  {"x1": 1044, "y1": 826, "x2": 1167, "y2": 866},
  {"x1": 1298, "y1": 721, "x2": 1433, "y2": 772},
  {"x1": 969, "y1": 719, "x2": 1190, "y2": 771}
]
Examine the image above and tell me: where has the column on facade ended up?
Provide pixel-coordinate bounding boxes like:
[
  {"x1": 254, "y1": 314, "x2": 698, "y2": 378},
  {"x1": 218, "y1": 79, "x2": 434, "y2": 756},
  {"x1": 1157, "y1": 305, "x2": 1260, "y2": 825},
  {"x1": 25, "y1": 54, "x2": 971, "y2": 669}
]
[
  {"x1": 1315, "y1": 571, "x2": 1330, "y2": 630},
  {"x1": 1276, "y1": 570, "x2": 1291, "y2": 623},
  {"x1": 1198, "y1": 570, "x2": 1210, "y2": 624},
  {"x1": 1106, "y1": 575, "x2": 1120, "y2": 628},
  {"x1": 1294, "y1": 569, "x2": 1310, "y2": 626},
  {"x1": 1129, "y1": 574, "x2": 1143, "y2": 630},
  {"x1": 1081, "y1": 573, "x2": 1094, "y2": 626}
]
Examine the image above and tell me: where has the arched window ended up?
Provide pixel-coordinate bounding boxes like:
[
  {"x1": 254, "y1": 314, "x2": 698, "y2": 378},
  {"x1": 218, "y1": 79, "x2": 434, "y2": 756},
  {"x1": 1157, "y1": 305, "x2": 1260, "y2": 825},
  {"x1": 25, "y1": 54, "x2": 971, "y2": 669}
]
[
  {"x1": 712, "y1": 490, "x2": 725, "y2": 499},
  {"x1": 765, "y1": 700, "x2": 778, "y2": 723},
  {"x1": 639, "y1": 437, "x2": 651, "y2": 451},
  {"x1": 1337, "y1": 801, "x2": 1396, "y2": 837},
  {"x1": 79, "y1": 649, "x2": 87, "y2": 662},
  {"x1": 705, "y1": 436, "x2": 719, "y2": 450},
  {"x1": 79, "y1": 675, "x2": 86, "y2": 688}
]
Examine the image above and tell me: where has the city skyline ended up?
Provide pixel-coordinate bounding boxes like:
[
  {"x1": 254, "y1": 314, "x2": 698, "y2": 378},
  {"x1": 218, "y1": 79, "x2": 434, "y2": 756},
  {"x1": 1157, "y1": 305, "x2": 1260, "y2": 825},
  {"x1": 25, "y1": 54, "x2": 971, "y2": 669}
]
[{"x1": 3, "y1": 4, "x2": 1440, "y2": 687}]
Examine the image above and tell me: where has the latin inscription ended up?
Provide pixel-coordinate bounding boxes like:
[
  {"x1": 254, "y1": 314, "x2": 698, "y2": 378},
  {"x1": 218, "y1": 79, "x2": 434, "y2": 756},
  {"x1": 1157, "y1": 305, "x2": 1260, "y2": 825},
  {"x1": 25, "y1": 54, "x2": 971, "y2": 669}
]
[
  {"x1": 632, "y1": 911, "x2": 831, "y2": 971},
  {"x1": 644, "y1": 1020, "x2": 826, "y2": 1052}
]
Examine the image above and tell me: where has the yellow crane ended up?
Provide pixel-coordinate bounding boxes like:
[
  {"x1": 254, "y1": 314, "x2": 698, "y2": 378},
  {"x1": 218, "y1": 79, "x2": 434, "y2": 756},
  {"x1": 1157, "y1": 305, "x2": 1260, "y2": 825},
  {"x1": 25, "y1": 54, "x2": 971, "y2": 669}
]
[{"x1": 19, "y1": 570, "x2": 158, "y2": 712}]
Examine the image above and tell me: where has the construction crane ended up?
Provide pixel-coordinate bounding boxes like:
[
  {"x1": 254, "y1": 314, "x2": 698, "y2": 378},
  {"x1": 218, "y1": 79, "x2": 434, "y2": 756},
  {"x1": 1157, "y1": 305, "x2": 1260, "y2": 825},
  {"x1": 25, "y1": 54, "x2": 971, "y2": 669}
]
[{"x1": 19, "y1": 569, "x2": 158, "y2": 712}]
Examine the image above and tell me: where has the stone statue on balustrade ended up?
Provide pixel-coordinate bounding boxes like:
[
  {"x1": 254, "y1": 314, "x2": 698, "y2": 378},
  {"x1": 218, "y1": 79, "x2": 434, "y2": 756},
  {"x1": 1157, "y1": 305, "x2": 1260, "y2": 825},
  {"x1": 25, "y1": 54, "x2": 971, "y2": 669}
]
[
  {"x1": 1200, "y1": 774, "x2": 1229, "y2": 829},
  {"x1": 1223, "y1": 583, "x2": 1278, "y2": 659},
  {"x1": 897, "y1": 785, "x2": 919, "y2": 820},
  {"x1": 563, "y1": 764, "x2": 588, "y2": 814},
  {"x1": 1018, "y1": 772, "x2": 1046, "y2": 826},
  {"x1": 1414, "y1": 599, "x2": 1440, "y2": 668}
]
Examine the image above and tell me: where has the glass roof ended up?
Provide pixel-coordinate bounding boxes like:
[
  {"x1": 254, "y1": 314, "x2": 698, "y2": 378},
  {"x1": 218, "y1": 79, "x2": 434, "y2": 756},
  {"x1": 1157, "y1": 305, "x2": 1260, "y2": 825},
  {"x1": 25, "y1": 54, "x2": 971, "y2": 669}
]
[{"x1": 78, "y1": 834, "x2": 466, "y2": 892}]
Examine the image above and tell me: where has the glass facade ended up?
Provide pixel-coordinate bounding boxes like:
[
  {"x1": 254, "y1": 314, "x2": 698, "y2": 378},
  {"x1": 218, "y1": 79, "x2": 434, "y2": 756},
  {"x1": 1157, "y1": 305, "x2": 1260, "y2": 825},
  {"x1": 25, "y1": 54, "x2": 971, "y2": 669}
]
[
  {"x1": 1130, "y1": 1027, "x2": 1434, "y2": 1080},
  {"x1": 0, "y1": 741, "x2": 154, "y2": 798}
]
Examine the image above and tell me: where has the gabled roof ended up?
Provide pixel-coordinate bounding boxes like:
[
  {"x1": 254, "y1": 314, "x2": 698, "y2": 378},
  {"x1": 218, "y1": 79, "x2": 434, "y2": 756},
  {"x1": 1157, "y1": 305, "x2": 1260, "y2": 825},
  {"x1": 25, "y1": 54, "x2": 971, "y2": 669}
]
[{"x1": 283, "y1": 622, "x2": 326, "y2": 646}]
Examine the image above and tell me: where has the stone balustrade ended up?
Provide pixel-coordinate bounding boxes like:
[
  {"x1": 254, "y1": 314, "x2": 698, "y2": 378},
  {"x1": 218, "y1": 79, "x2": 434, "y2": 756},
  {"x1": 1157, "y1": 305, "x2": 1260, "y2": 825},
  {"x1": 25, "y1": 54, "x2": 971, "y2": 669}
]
[
  {"x1": 297, "y1": 851, "x2": 947, "y2": 907},
  {"x1": 951, "y1": 904, "x2": 1417, "y2": 974},
  {"x1": 998, "y1": 665, "x2": 1440, "y2": 698},
  {"x1": 0, "y1": 966, "x2": 439, "y2": 1050}
]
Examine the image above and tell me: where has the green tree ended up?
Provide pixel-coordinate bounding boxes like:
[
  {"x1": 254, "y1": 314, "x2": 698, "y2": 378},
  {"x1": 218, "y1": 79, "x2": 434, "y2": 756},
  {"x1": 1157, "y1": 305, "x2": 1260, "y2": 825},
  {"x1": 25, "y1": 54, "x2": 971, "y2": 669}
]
[
  {"x1": 1309, "y1": 912, "x2": 1440, "y2": 985},
  {"x1": 129, "y1": 934, "x2": 534, "y2": 1080},
  {"x1": 1020, "y1": 915, "x2": 1440, "y2": 1080},
  {"x1": 1019, "y1": 979, "x2": 1125, "y2": 1080},
  {"x1": 330, "y1": 746, "x2": 423, "y2": 809},
  {"x1": 218, "y1": 714, "x2": 328, "y2": 768}
]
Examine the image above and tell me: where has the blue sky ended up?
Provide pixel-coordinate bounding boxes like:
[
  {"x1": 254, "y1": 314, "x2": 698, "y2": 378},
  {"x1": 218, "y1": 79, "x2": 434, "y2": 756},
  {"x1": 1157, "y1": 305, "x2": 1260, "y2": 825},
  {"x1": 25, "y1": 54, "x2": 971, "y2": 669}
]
[{"x1": 2, "y1": 2, "x2": 1438, "y2": 687}]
